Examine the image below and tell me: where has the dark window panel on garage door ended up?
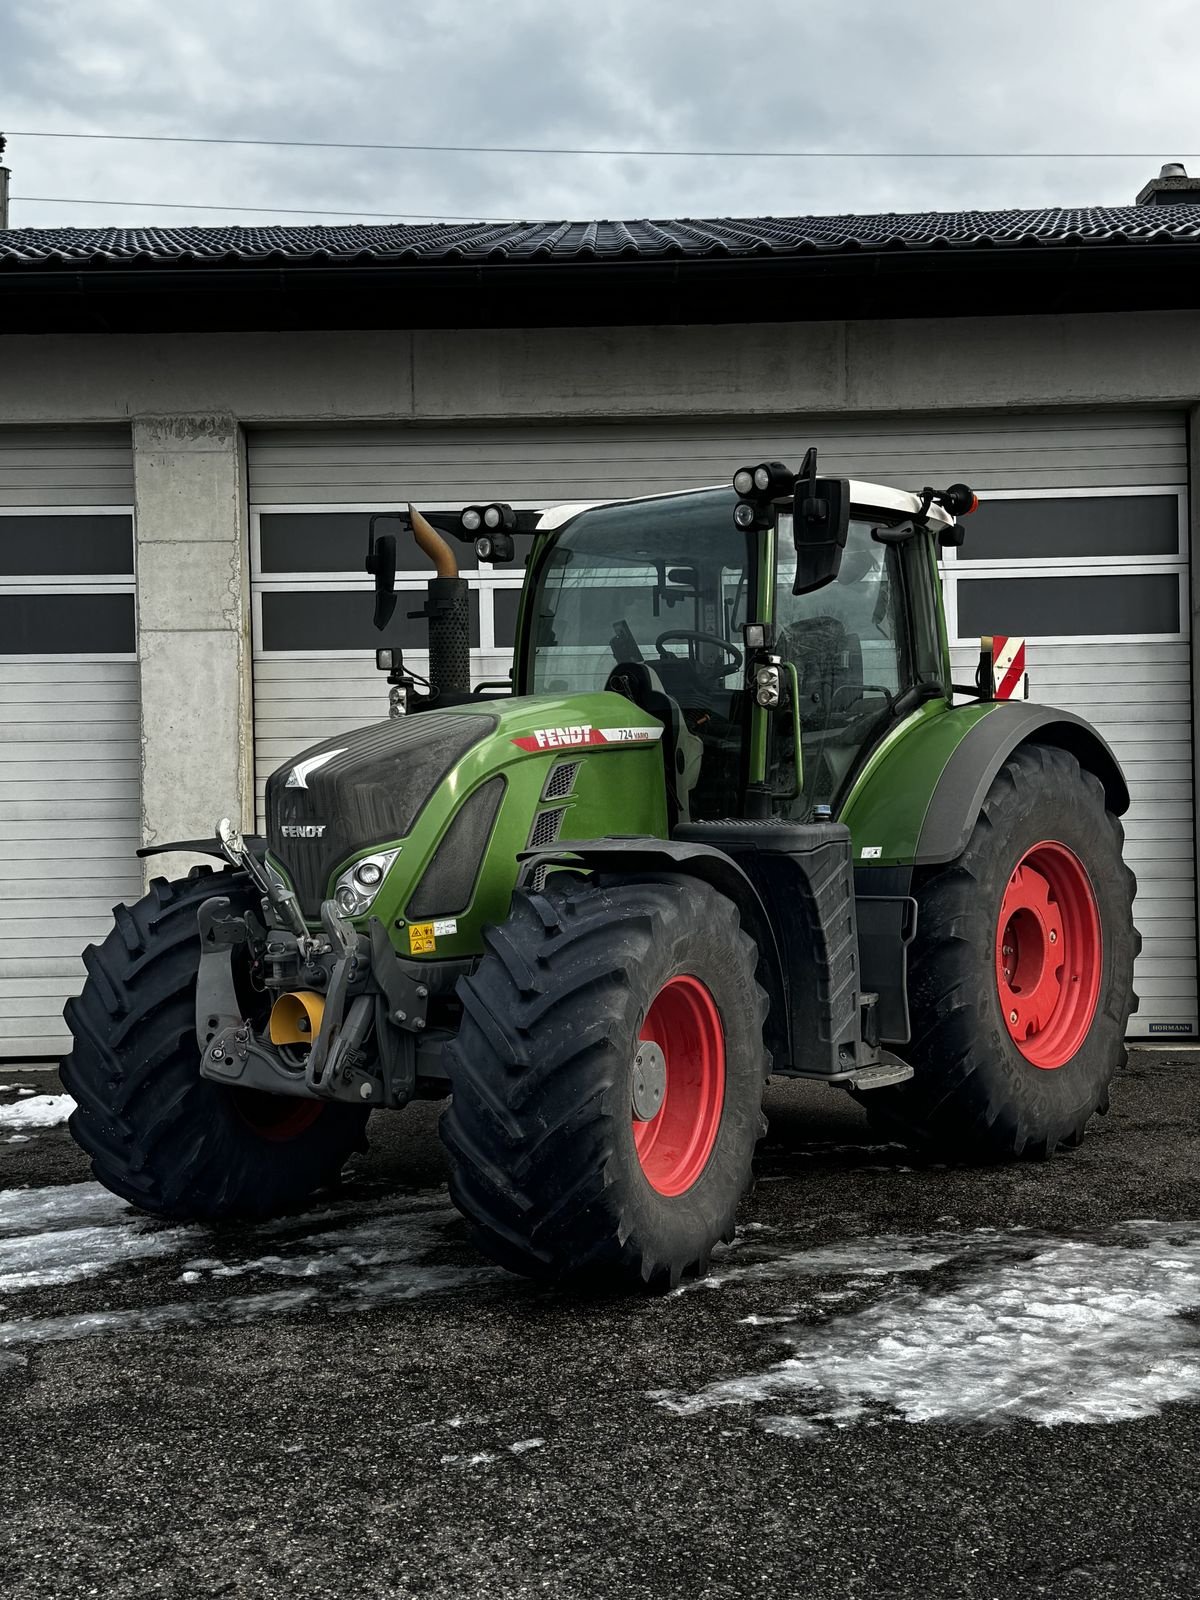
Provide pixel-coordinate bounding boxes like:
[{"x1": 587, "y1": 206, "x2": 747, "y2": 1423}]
[
  {"x1": 956, "y1": 573, "x2": 1181, "y2": 639},
  {"x1": 0, "y1": 592, "x2": 136, "y2": 653},
  {"x1": 259, "y1": 511, "x2": 478, "y2": 574},
  {"x1": 0, "y1": 515, "x2": 133, "y2": 576},
  {"x1": 958, "y1": 495, "x2": 1179, "y2": 562},
  {"x1": 492, "y1": 587, "x2": 522, "y2": 649},
  {"x1": 261, "y1": 588, "x2": 481, "y2": 652}
]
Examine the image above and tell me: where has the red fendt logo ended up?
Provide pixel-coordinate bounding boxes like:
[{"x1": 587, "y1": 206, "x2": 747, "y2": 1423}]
[{"x1": 511, "y1": 725, "x2": 664, "y2": 752}]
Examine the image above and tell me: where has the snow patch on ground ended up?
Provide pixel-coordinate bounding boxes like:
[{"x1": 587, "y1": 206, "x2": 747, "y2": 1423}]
[
  {"x1": 440, "y1": 1438, "x2": 545, "y2": 1469},
  {"x1": 0, "y1": 1181, "x2": 502, "y2": 1364},
  {"x1": 652, "y1": 1223, "x2": 1200, "y2": 1432},
  {"x1": 0, "y1": 1183, "x2": 131, "y2": 1237},
  {"x1": 0, "y1": 1184, "x2": 195, "y2": 1294},
  {"x1": 0, "y1": 1221, "x2": 190, "y2": 1294},
  {"x1": 0, "y1": 1094, "x2": 74, "y2": 1131}
]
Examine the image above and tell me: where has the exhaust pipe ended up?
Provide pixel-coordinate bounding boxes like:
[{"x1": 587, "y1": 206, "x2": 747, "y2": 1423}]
[{"x1": 409, "y1": 505, "x2": 471, "y2": 699}]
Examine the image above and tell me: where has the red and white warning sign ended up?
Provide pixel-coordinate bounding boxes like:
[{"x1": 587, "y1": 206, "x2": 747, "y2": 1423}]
[
  {"x1": 511, "y1": 725, "x2": 665, "y2": 753},
  {"x1": 987, "y1": 635, "x2": 1028, "y2": 700}
]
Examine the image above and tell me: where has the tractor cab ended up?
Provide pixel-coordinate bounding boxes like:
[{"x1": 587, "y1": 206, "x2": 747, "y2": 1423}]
[{"x1": 517, "y1": 473, "x2": 959, "y2": 825}]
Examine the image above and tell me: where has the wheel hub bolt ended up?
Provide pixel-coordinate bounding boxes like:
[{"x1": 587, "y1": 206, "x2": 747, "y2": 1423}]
[
  {"x1": 631, "y1": 1040, "x2": 667, "y2": 1121},
  {"x1": 1049, "y1": 930, "x2": 1058, "y2": 944},
  {"x1": 1009, "y1": 1010, "x2": 1018, "y2": 1025}
]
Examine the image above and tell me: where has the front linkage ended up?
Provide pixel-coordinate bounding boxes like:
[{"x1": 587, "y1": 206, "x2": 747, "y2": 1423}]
[{"x1": 196, "y1": 820, "x2": 442, "y2": 1113}]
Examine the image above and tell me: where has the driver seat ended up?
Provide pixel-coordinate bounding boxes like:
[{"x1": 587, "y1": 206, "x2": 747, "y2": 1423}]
[{"x1": 605, "y1": 662, "x2": 704, "y2": 826}]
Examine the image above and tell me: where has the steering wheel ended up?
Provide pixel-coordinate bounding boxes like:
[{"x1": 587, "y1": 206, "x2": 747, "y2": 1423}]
[{"x1": 654, "y1": 630, "x2": 743, "y2": 679}]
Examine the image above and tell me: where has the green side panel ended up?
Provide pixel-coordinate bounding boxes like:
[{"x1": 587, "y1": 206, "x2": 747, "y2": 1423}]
[
  {"x1": 838, "y1": 697, "x2": 1001, "y2": 867},
  {"x1": 326, "y1": 691, "x2": 669, "y2": 959}
]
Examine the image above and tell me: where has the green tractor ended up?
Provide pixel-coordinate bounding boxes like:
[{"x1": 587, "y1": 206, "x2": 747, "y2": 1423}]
[{"x1": 62, "y1": 452, "x2": 1139, "y2": 1288}]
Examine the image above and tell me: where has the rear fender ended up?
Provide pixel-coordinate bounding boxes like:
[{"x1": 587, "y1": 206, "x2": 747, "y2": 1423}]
[
  {"x1": 914, "y1": 703, "x2": 1129, "y2": 866},
  {"x1": 840, "y1": 699, "x2": 1128, "y2": 871}
]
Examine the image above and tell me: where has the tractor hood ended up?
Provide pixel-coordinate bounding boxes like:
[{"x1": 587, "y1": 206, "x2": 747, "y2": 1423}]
[
  {"x1": 264, "y1": 693, "x2": 672, "y2": 934},
  {"x1": 266, "y1": 710, "x2": 498, "y2": 917}
]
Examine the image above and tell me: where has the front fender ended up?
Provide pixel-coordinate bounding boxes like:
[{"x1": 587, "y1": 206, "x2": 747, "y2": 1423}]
[{"x1": 518, "y1": 836, "x2": 791, "y2": 1068}]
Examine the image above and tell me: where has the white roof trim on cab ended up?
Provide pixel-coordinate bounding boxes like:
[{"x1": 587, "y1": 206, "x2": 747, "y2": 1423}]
[{"x1": 535, "y1": 480, "x2": 954, "y2": 532}]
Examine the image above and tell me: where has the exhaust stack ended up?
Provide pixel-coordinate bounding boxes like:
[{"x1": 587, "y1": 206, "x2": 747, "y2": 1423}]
[{"x1": 408, "y1": 505, "x2": 471, "y2": 699}]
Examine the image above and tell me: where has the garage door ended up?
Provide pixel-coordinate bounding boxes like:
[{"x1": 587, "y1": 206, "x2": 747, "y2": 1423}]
[
  {"x1": 0, "y1": 428, "x2": 140, "y2": 1060},
  {"x1": 247, "y1": 410, "x2": 1193, "y2": 1038}
]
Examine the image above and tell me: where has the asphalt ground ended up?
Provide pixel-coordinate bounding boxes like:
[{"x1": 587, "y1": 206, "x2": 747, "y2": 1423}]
[{"x1": 1, "y1": 1050, "x2": 1198, "y2": 1600}]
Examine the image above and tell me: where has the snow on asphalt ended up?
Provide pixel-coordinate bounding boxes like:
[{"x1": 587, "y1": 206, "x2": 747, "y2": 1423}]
[
  {"x1": 0, "y1": 1094, "x2": 74, "y2": 1132},
  {"x1": 651, "y1": 1222, "x2": 1200, "y2": 1432},
  {"x1": 3, "y1": 1170, "x2": 1199, "y2": 1435},
  {"x1": 0, "y1": 1182, "x2": 503, "y2": 1369}
]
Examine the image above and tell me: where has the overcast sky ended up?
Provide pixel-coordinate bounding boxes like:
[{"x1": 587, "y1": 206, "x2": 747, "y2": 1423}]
[{"x1": 3, "y1": 0, "x2": 1199, "y2": 230}]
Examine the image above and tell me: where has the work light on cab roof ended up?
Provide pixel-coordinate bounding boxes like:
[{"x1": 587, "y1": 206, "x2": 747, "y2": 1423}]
[
  {"x1": 461, "y1": 501, "x2": 517, "y2": 563},
  {"x1": 61, "y1": 438, "x2": 1138, "y2": 1298}
]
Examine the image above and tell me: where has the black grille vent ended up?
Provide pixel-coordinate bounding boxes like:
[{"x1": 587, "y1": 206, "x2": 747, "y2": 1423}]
[
  {"x1": 543, "y1": 761, "x2": 580, "y2": 801},
  {"x1": 406, "y1": 777, "x2": 505, "y2": 919},
  {"x1": 529, "y1": 807, "x2": 566, "y2": 849}
]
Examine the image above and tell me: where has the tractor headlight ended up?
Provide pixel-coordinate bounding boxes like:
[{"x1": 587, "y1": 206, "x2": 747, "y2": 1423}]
[
  {"x1": 733, "y1": 500, "x2": 758, "y2": 531},
  {"x1": 332, "y1": 848, "x2": 400, "y2": 917},
  {"x1": 461, "y1": 506, "x2": 483, "y2": 533},
  {"x1": 733, "y1": 467, "x2": 755, "y2": 497}
]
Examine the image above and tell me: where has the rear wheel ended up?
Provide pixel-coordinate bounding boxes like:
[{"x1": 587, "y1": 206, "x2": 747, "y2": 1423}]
[
  {"x1": 440, "y1": 873, "x2": 769, "y2": 1288},
  {"x1": 61, "y1": 867, "x2": 369, "y2": 1219},
  {"x1": 864, "y1": 744, "x2": 1139, "y2": 1158}
]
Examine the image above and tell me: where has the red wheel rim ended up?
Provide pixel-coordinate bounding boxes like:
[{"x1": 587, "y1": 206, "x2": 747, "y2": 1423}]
[
  {"x1": 228, "y1": 1089, "x2": 324, "y2": 1143},
  {"x1": 633, "y1": 975, "x2": 725, "y2": 1196},
  {"x1": 996, "y1": 840, "x2": 1102, "y2": 1069}
]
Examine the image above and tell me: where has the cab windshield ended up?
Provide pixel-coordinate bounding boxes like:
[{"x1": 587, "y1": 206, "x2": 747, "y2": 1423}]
[{"x1": 524, "y1": 489, "x2": 753, "y2": 820}]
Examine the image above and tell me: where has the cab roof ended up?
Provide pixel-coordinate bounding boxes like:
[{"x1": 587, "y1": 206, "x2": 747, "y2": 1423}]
[{"x1": 535, "y1": 480, "x2": 955, "y2": 532}]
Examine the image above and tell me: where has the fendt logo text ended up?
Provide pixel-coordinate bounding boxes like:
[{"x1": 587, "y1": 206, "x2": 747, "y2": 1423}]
[
  {"x1": 511, "y1": 725, "x2": 665, "y2": 753},
  {"x1": 281, "y1": 823, "x2": 327, "y2": 838}
]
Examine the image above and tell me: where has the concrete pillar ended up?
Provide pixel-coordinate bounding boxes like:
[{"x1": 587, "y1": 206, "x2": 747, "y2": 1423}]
[
  {"x1": 132, "y1": 415, "x2": 253, "y2": 886},
  {"x1": 1188, "y1": 406, "x2": 1200, "y2": 988}
]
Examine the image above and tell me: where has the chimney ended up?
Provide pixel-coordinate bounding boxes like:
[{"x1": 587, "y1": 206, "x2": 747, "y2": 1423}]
[
  {"x1": 1136, "y1": 161, "x2": 1200, "y2": 206},
  {"x1": 0, "y1": 134, "x2": 9, "y2": 229}
]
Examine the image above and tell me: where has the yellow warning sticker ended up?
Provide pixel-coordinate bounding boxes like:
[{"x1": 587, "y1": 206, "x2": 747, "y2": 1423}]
[{"x1": 408, "y1": 922, "x2": 436, "y2": 955}]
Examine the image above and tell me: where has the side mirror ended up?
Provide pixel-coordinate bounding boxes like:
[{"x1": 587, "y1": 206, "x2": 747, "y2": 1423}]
[
  {"x1": 792, "y1": 475, "x2": 850, "y2": 595},
  {"x1": 365, "y1": 517, "x2": 398, "y2": 631}
]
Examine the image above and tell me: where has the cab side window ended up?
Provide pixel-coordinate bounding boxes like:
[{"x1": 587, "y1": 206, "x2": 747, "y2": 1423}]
[{"x1": 775, "y1": 520, "x2": 915, "y2": 810}]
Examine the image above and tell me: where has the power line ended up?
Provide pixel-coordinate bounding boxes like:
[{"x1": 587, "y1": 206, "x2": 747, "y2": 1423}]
[
  {"x1": 13, "y1": 195, "x2": 508, "y2": 223},
  {"x1": 7, "y1": 128, "x2": 1197, "y2": 160}
]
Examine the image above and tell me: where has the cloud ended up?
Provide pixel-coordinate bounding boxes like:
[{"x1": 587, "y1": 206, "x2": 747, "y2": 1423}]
[{"x1": 3, "y1": 0, "x2": 1198, "y2": 228}]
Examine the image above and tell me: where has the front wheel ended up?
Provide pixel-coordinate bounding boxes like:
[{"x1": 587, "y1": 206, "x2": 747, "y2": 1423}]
[
  {"x1": 863, "y1": 743, "x2": 1139, "y2": 1159},
  {"x1": 61, "y1": 867, "x2": 370, "y2": 1219},
  {"x1": 440, "y1": 874, "x2": 769, "y2": 1289}
]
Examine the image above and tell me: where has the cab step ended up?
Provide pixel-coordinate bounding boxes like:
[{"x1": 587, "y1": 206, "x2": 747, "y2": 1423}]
[{"x1": 842, "y1": 1054, "x2": 915, "y2": 1092}]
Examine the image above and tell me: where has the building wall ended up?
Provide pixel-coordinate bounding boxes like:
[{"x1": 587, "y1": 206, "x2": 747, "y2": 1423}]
[
  {"x1": 6, "y1": 309, "x2": 1200, "y2": 425},
  {"x1": 1, "y1": 307, "x2": 1199, "y2": 1051}
]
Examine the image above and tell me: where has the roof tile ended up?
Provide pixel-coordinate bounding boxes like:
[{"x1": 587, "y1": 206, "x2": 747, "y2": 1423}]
[{"x1": 5, "y1": 205, "x2": 1200, "y2": 269}]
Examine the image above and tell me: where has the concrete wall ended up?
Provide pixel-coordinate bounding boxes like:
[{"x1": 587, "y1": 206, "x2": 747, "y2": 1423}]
[
  {"x1": 4, "y1": 309, "x2": 1200, "y2": 425},
  {"x1": 131, "y1": 416, "x2": 253, "y2": 884}
]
